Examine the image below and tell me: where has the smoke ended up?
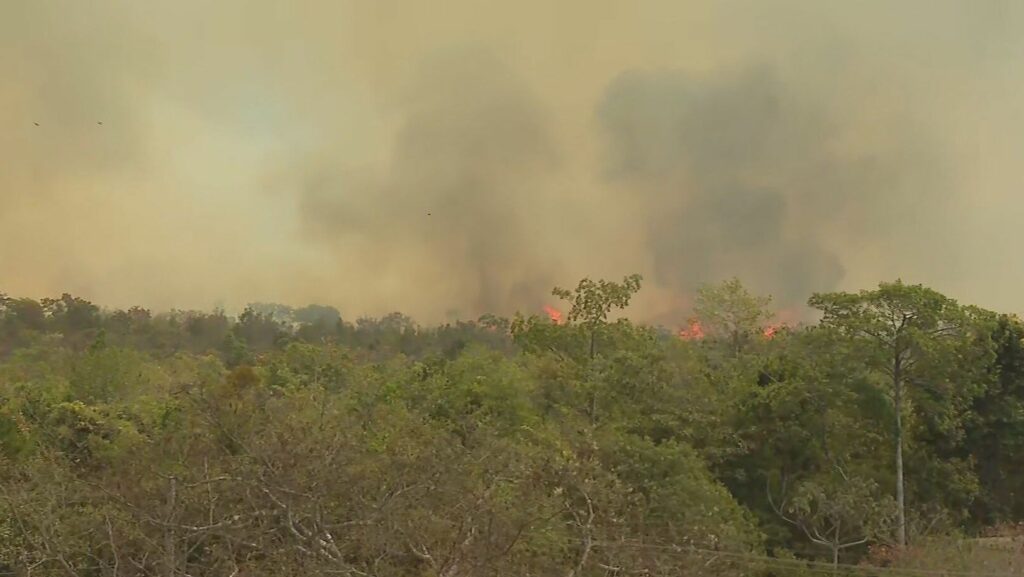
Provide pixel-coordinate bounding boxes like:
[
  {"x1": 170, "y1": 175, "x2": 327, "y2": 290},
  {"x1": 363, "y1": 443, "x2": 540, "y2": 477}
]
[
  {"x1": 295, "y1": 49, "x2": 565, "y2": 319},
  {"x1": 596, "y1": 64, "x2": 945, "y2": 309},
  {"x1": 3, "y1": 1, "x2": 1024, "y2": 322}
]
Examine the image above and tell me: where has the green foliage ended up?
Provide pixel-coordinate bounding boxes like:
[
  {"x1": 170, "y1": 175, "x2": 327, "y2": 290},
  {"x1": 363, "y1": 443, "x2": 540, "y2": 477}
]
[
  {"x1": 693, "y1": 277, "x2": 774, "y2": 355},
  {"x1": 810, "y1": 280, "x2": 992, "y2": 546},
  {"x1": 69, "y1": 345, "x2": 159, "y2": 403},
  {"x1": 552, "y1": 273, "x2": 643, "y2": 360},
  {"x1": 233, "y1": 305, "x2": 288, "y2": 351},
  {"x1": 0, "y1": 277, "x2": 1020, "y2": 574},
  {"x1": 552, "y1": 274, "x2": 643, "y2": 328},
  {"x1": 964, "y1": 314, "x2": 1024, "y2": 525},
  {"x1": 770, "y1": 472, "x2": 897, "y2": 570},
  {"x1": 0, "y1": 411, "x2": 30, "y2": 460}
]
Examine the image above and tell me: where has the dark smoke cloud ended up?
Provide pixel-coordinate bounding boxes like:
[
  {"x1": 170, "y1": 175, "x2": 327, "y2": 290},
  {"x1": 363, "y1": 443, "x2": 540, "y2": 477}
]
[
  {"x1": 597, "y1": 65, "x2": 950, "y2": 309},
  {"x1": 297, "y1": 50, "x2": 564, "y2": 319}
]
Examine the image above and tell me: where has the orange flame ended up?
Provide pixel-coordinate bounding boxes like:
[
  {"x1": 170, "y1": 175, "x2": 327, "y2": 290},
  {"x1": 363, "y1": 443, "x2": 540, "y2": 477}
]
[
  {"x1": 543, "y1": 305, "x2": 563, "y2": 325},
  {"x1": 679, "y1": 319, "x2": 705, "y2": 340}
]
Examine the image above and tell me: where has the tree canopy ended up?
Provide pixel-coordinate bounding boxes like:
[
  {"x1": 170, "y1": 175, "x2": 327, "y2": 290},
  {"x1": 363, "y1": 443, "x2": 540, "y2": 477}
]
[{"x1": 1, "y1": 277, "x2": 1022, "y2": 576}]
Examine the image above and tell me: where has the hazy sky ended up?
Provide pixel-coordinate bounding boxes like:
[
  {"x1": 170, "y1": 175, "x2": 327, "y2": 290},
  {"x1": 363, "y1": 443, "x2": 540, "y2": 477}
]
[{"x1": 3, "y1": 1, "x2": 1023, "y2": 323}]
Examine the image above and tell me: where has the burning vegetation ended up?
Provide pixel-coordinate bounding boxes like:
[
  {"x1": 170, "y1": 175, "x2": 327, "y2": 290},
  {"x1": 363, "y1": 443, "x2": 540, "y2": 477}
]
[
  {"x1": 543, "y1": 304, "x2": 563, "y2": 325},
  {"x1": 679, "y1": 318, "x2": 706, "y2": 340}
]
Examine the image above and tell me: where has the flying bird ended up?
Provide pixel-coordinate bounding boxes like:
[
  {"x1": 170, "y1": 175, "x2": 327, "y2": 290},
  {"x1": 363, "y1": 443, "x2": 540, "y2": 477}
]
[{"x1": 33, "y1": 122, "x2": 39, "y2": 126}]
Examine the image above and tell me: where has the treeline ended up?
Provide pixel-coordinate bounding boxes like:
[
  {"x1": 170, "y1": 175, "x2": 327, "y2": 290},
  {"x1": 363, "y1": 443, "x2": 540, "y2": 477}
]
[{"x1": 1, "y1": 277, "x2": 1023, "y2": 576}]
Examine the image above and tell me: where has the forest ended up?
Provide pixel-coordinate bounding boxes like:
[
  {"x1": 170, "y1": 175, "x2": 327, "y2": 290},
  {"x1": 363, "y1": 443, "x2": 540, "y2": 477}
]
[{"x1": 2, "y1": 275, "x2": 1023, "y2": 576}]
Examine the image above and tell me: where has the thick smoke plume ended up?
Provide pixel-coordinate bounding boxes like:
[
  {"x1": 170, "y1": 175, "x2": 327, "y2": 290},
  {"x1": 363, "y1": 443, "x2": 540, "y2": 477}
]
[
  {"x1": 596, "y1": 64, "x2": 948, "y2": 309},
  {"x1": 2, "y1": 1, "x2": 1023, "y2": 322},
  {"x1": 296, "y1": 50, "x2": 564, "y2": 319}
]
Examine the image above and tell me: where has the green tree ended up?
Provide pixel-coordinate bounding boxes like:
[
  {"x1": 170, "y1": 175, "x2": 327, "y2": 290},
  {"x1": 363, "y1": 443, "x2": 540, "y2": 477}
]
[
  {"x1": 294, "y1": 304, "x2": 342, "y2": 326},
  {"x1": 693, "y1": 278, "x2": 774, "y2": 356},
  {"x1": 184, "y1": 309, "x2": 230, "y2": 353},
  {"x1": 0, "y1": 297, "x2": 47, "y2": 353},
  {"x1": 233, "y1": 306, "x2": 287, "y2": 352},
  {"x1": 551, "y1": 273, "x2": 642, "y2": 360},
  {"x1": 42, "y1": 293, "x2": 101, "y2": 344},
  {"x1": 809, "y1": 280, "x2": 982, "y2": 547},
  {"x1": 964, "y1": 314, "x2": 1024, "y2": 525},
  {"x1": 769, "y1": 471, "x2": 895, "y2": 571}
]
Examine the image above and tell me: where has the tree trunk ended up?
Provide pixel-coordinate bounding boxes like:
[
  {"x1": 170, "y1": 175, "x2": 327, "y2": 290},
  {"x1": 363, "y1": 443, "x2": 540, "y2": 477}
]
[
  {"x1": 832, "y1": 545, "x2": 839, "y2": 575},
  {"x1": 589, "y1": 330, "x2": 597, "y2": 425},
  {"x1": 894, "y1": 358, "x2": 907, "y2": 548},
  {"x1": 165, "y1": 476, "x2": 177, "y2": 577}
]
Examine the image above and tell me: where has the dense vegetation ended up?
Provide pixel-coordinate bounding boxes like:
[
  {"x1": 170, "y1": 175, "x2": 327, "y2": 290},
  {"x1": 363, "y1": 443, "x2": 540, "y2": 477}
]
[{"x1": 2, "y1": 276, "x2": 1023, "y2": 576}]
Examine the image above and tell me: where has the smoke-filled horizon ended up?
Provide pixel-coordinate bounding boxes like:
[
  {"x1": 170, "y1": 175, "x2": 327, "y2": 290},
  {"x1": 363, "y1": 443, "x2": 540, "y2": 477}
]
[{"x1": 3, "y1": 1, "x2": 1023, "y2": 324}]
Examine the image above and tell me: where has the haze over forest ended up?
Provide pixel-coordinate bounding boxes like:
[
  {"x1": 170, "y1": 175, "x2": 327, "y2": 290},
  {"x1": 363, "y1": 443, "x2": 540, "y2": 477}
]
[
  {"x1": 9, "y1": 3, "x2": 1024, "y2": 574},
  {"x1": 4, "y1": 1, "x2": 1024, "y2": 323}
]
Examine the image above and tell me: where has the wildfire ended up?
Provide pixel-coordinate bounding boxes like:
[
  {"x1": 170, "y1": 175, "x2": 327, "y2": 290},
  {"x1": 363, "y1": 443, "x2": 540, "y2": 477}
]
[
  {"x1": 678, "y1": 319, "x2": 705, "y2": 340},
  {"x1": 543, "y1": 305, "x2": 563, "y2": 325},
  {"x1": 762, "y1": 325, "x2": 778, "y2": 339}
]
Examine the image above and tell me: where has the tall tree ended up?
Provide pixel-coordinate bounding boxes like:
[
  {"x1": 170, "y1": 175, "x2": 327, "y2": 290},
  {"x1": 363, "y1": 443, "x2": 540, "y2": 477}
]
[
  {"x1": 965, "y1": 314, "x2": 1024, "y2": 525},
  {"x1": 809, "y1": 280, "x2": 978, "y2": 548},
  {"x1": 551, "y1": 274, "x2": 642, "y2": 360},
  {"x1": 693, "y1": 278, "x2": 774, "y2": 355}
]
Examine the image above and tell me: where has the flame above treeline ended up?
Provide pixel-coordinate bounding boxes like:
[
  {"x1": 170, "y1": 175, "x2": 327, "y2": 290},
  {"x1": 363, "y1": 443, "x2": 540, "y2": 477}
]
[
  {"x1": 541, "y1": 306, "x2": 784, "y2": 340},
  {"x1": 677, "y1": 319, "x2": 784, "y2": 340},
  {"x1": 543, "y1": 305, "x2": 563, "y2": 325}
]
